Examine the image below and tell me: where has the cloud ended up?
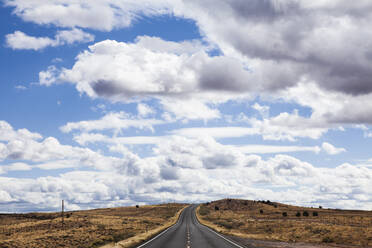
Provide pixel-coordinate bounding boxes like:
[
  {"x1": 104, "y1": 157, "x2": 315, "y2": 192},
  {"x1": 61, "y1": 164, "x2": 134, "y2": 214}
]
[
  {"x1": 238, "y1": 145, "x2": 321, "y2": 154},
  {"x1": 11, "y1": 0, "x2": 372, "y2": 98},
  {"x1": 4, "y1": 0, "x2": 172, "y2": 31},
  {"x1": 322, "y1": 142, "x2": 346, "y2": 155},
  {"x1": 0, "y1": 120, "x2": 42, "y2": 142},
  {"x1": 6, "y1": 31, "x2": 55, "y2": 50},
  {"x1": 55, "y1": 28, "x2": 94, "y2": 45},
  {"x1": 14, "y1": 85, "x2": 27, "y2": 90},
  {"x1": 43, "y1": 38, "x2": 255, "y2": 100},
  {"x1": 248, "y1": 110, "x2": 329, "y2": 141},
  {"x1": 177, "y1": 0, "x2": 372, "y2": 96},
  {"x1": 160, "y1": 98, "x2": 220, "y2": 121},
  {"x1": 170, "y1": 127, "x2": 258, "y2": 138},
  {"x1": 38, "y1": 35, "x2": 372, "y2": 128},
  {"x1": 39, "y1": 66, "x2": 60, "y2": 86},
  {"x1": 135, "y1": 36, "x2": 207, "y2": 55},
  {"x1": 282, "y1": 83, "x2": 372, "y2": 125},
  {"x1": 252, "y1": 103, "x2": 269, "y2": 118},
  {"x1": 3, "y1": 0, "x2": 372, "y2": 211},
  {"x1": 0, "y1": 162, "x2": 32, "y2": 174},
  {"x1": 6, "y1": 29, "x2": 94, "y2": 50},
  {"x1": 0, "y1": 120, "x2": 145, "y2": 174},
  {"x1": 1, "y1": 121, "x2": 372, "y2": 211},
  {"x1": 170, "y1": 109, "x2": 329, "y2": 141},
  {"x1": 60, "y1": 112, "x2": 164, "y2": 134},
  {"x1": 1, "y1": 134, "x2": 371, "y2": 211},
  {"x1": 137, "y1": 103, "x2": 155, "y2": 117}
]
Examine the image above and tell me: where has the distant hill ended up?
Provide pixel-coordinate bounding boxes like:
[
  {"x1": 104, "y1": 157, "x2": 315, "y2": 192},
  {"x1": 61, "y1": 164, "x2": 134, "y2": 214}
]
[{"x1": 197, "y1": 199, "x2": 372, "y2": 247}]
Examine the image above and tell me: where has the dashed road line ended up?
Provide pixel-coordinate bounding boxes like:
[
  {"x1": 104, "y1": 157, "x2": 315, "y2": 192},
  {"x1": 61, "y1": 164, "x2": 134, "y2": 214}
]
[
  {"x1": 136, "y1": 206, "x2": 188, "y2": 248},
  {"x1": 186, "y1": 222, "x2": 191, "y2": 248}
]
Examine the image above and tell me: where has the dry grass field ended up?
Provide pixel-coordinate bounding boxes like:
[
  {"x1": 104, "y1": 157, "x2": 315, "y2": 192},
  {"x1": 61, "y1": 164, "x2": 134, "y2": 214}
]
[
  {"x1": 0, "y1": 203, "x2": 187, "y2": 248},
  {"x1": 197, "y1": 199, "x2": 372, "y2": 247}
]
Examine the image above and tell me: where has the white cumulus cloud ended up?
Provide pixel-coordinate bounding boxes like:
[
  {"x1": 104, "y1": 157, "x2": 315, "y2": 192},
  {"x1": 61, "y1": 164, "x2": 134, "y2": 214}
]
[
  {"x1": 6, "y1": 28, "x2": 94, "y2": 50},
  {"x1": 322, "y1": 142, "x2": 346, "y2": 155}
]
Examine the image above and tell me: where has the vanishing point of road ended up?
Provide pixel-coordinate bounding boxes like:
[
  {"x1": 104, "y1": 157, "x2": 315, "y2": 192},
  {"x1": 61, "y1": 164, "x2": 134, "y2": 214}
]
[{"x1": 137, "y1": 205, "x2": 246, "y2": 248}]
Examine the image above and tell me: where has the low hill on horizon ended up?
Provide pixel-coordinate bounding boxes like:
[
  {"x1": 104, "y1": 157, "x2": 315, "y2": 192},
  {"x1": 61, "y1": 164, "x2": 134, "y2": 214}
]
[{"x1": 197, "y1": 198, "x2": 372, "y2": 247}]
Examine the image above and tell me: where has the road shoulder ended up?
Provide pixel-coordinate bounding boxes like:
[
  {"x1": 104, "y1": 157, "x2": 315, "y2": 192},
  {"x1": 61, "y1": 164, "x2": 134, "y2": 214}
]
[{"x1": 101, "y1": 205, "x2": 188, "y2": 248}]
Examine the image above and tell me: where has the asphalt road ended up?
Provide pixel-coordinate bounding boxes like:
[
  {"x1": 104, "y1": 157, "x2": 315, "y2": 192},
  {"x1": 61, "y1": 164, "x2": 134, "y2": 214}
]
[{"x1": 137, "y1": 205, "x2": 245, "y2": 248}]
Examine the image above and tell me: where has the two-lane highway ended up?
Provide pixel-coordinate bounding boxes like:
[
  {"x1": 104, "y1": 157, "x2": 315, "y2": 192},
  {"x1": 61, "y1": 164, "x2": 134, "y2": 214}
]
[{"x1": 137, "y1": 205, "x2": 245, "y2": 248}]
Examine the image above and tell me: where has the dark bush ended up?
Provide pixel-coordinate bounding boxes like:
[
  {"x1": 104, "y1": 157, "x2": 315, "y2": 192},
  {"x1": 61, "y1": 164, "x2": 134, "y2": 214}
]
[
  {"x1": 319, "y1": 206, "x2": 323, "y2": 209},
  {"x1": 322, "y1": 236, "x2": 334, "y2": 243},
  {"x1": 296, "y1": 212, "x2": 301, "y2": 217},
  {"x1": 282, "y1": 212, "x2": 287, "y2": 217},
  {"x1": 136, "y1": 205, "x2": 139, "y2": 208},
  {"x1": 260, "y1": 209, "x2": 264, "y2": 214},
  {"x1": 112, "y1": 232, "x2": 134, "y2": 242},
  {"x1": 217, "y1": 221, "x2": 233, "y2": 229},
  {"x1": 313, "y1": 211, "x2": 318, "y2": 216},
  {"x1": 206, "y1": 202, "x2": 210, "y2": 205},
  {"x1": 303, "y1": 211, "x2": 309, "y2": 217},
  {"x1": 274, "y1": 204, "x2": 277, "y2": 208},
  {"x1": 215, "y1": 206, "x2": 219, "y2": 211}
]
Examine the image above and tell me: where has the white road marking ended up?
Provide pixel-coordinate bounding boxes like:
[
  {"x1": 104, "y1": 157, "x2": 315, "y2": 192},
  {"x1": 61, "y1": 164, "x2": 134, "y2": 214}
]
[
  {"x1": 192, "y1": 206, "x2": 245, "y2": 248},
  {"x1": 186, "y1": 223, "x2": 191, "y2": 248},
  {"x1": 136, "y1": 206, "x2": 188, "y2": 248}
]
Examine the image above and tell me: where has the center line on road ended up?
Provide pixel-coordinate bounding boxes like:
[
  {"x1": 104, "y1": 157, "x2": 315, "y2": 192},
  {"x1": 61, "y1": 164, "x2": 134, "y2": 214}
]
[{"x1": 186, "y1": 223, "x2": 191, "y2": 248}]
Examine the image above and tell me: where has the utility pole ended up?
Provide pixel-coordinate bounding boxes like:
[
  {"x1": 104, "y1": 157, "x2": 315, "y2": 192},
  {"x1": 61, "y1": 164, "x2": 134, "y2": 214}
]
[{"x1": 62, "y1": 200, "x2": 64, "y2": 226}]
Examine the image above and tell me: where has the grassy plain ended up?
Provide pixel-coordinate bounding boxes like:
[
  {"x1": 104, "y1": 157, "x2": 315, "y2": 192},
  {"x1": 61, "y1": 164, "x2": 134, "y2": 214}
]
[
  {"x1": 197, "y1": 199, "x2": 372, "y2": 247},
  {"x1": 0, "y1": 203, "x2": 186, "y2": 248}
]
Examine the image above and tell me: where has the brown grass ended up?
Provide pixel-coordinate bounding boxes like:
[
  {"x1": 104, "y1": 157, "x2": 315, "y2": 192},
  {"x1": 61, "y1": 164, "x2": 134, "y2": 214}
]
[
  {"x1": 0, "y1": 203, "x2": 187, "y2": 248},
  {"x1": 102, "y1": 205, "x2": 187, "y2": 248},
  {"x1": 197, "y1": 199, "x2": 372, "y2": 247}
]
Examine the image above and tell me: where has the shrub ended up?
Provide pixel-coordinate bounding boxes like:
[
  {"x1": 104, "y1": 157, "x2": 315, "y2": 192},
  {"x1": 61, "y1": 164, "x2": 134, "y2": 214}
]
[
  {"x1": 199, "y1": 206, "x2": 210, "y2": 216},
  {"x1": 217, "y1": 221, "x2": 232, "y2": 229},
  {"x1": 274, "y1": 204, "x2": 278, "y2": 208},
  {"x1": 319, "y1": 206, "x2": 323, "y2": 209},
  {"x1": 136, "y1": 205, "x2": 139, "y2": 208},
  {"x1": 313, "y1": 211, "x2": 318, "y2": 216},
  {"x1": 215, "y1": 206, "x2": 219, "y2": 211},
  {"x1": 322, "y1": 236, "x2": 334, "y2": 243},
  {"x1": 296, "y1": 212, "x2": 301, "y2": 217},
  {"x1": 282, "y1": 212, "x2": 287, "y2": 217},
  {"x1": 112, "y1": 232, "x2": 134, "y2": 242},
  {"x1": 97, "y1": 224, "x2": 106, "y2": 230},
  {"x1": 260, "y1": 209, "x2": 264, "y2": 214},
  {"x1": 303, "y1": 211, "x2": 309, "y2": 217}
]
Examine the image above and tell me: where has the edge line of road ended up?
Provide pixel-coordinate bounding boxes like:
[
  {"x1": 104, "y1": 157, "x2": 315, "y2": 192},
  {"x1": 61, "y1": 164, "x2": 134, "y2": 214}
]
[
  {"x1": 136, "y1": 205, "x2": 189, "y2": 248},
  {"x1": 193, "y1": 205, "x2": 245, "y2": 248}
]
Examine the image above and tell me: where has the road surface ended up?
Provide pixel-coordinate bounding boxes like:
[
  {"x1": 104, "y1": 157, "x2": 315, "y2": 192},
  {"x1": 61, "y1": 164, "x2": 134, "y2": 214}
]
[{"x1": 137, "y1": 205, "x2": 245, "y2": 248}]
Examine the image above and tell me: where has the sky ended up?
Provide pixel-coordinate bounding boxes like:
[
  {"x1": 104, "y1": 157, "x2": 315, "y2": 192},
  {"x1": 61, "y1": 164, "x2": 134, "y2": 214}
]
[{"x1": 0, "y1": 0, "x2": 371, "y2": 212}]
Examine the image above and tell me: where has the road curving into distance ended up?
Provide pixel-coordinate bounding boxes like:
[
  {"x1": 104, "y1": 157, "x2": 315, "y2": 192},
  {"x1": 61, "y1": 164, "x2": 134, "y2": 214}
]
[{"x1": 136, "y1": 205, "x2": 247, "y2": 248}]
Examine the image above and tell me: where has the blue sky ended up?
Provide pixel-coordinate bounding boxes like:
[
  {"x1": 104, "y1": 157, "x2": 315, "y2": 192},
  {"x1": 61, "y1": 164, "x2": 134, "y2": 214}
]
[{"x1": 0, "y1": 0, "x2": 371, "y2": 212}]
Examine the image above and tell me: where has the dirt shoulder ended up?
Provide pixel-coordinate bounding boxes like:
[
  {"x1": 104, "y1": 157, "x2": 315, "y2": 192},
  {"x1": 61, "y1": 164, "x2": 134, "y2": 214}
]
[{"x1": 196, "y1": 199, "x2": 372, "y2": 248}]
